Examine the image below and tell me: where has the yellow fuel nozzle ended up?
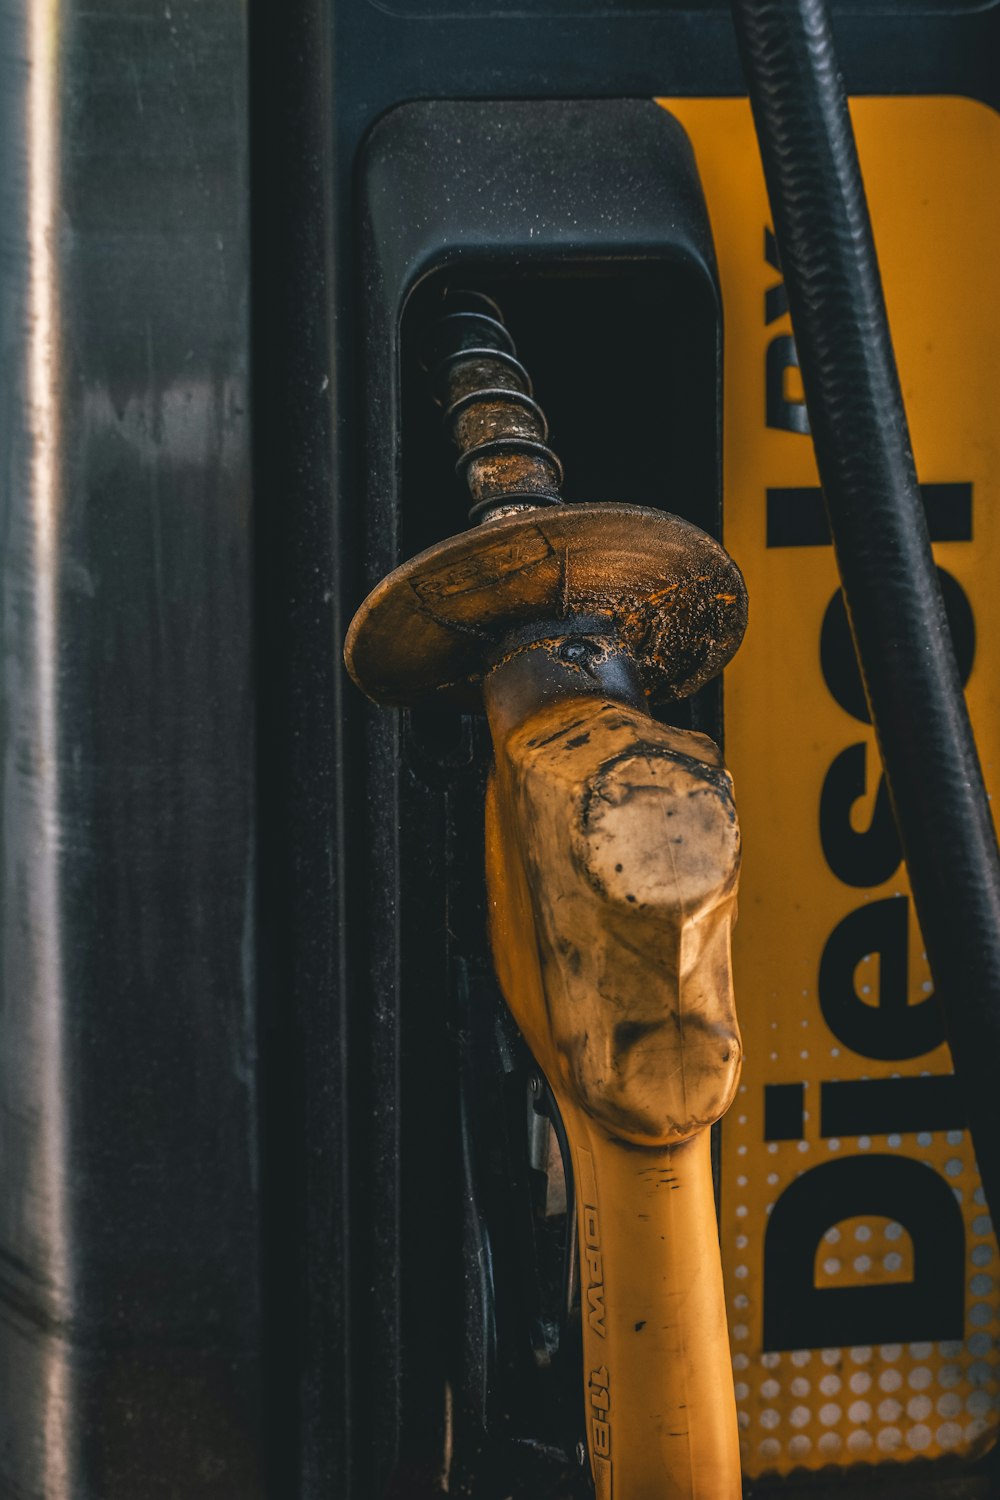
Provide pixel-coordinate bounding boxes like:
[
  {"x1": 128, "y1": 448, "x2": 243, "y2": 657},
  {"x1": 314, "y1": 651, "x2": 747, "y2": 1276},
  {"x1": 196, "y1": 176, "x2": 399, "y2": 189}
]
[
  {"x1": 345, "y1": 291, "x2": 748, "y2": 1498},
  {"x1": 484, "y1": 634, "x2": 743, "y2": 1500}
]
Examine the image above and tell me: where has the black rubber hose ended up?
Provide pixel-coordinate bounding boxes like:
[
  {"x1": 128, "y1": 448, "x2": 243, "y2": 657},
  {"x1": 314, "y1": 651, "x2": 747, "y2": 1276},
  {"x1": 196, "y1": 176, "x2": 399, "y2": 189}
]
[{"x1": 731, "y1": 0, "x2": 1000, "y2": 1216}]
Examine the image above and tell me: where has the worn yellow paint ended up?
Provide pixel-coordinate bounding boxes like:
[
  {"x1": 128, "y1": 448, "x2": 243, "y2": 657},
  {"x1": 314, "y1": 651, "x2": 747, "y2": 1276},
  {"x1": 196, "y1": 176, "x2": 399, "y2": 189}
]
[
  {"x1": 485, "y1": 658, "x2": 743, "y2": 1498},
  {"x1": 661, "y1": 96, "x2": 1000, "y2": 1477}
]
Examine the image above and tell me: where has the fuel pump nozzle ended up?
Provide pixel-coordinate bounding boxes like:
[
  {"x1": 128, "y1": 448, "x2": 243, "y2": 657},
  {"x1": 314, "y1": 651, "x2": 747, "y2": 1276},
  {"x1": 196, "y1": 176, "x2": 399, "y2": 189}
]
[{"x1": 346, "y1": 293, "x2": 748, "y2": 1498}]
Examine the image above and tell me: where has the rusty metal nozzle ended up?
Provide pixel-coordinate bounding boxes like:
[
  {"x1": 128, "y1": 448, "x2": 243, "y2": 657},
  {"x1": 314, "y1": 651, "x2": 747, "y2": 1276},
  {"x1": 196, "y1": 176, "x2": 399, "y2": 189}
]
[
  {"x1": 347, "y1": 291, "x2": 748, "y2": 709},
  {"x1": 420, "y1": 290, "x2": 565, "y2": 524}
]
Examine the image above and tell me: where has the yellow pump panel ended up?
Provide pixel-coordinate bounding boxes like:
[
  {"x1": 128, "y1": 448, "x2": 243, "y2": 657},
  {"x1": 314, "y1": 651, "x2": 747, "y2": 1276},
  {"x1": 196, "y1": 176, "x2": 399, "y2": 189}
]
[{"x1": 662, "y1": 96, "x2": 1000, "y2": 1478}]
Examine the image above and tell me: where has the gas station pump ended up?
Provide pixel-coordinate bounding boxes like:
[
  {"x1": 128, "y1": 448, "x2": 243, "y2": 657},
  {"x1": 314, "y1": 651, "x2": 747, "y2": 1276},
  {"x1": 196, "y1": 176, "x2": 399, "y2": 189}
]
[{"x1": 2, "y1": 0, "x2": 1000, "y2": 1495}]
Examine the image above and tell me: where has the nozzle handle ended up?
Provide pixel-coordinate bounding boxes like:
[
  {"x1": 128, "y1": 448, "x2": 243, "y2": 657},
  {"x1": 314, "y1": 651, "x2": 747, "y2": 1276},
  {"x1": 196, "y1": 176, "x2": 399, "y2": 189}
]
[{"x1": 484, "y1": 644, "x2": 743, "y2": 1499}]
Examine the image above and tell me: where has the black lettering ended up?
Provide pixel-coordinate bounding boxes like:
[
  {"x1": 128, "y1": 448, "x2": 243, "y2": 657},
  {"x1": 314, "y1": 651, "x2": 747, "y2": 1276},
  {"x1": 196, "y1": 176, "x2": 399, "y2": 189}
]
[
  {"x1": 766, "y1": 282, "x2": 789, "y2": 325},
  {"x1": 587, "y1": 1285, "x2": 607, "y2": 1337},
  {"x1": 820, "y1": 568, "x2": 975, "y2": 724},
  {"x1": 820, "y1": 1075, "x2": 965, "y2": 1137},
  {"x1": 767, "y1": 483, "x2": 972, "y2": 549},
  {"x1": 819, "y1": 896, "x2": 944, "y2": 1060},
  {"x1": 764, "y1": 1082, "x2": 806, "y2": 1141},
  {"x1": 763, "y1": 1155, "x2": 965, "y2": 1350},
  {"x1": 820, "y1": 742, "x2": 901, "y2": 888},
  {"x1": 766, "y1": 334, "x2": 809, "y2": 434}
]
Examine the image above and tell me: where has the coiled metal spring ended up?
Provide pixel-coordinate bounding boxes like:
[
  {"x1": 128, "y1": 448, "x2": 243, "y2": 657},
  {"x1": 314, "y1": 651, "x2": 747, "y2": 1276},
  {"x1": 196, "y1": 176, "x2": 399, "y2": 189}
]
[{"x1": 421, "y1": 290, "x2": 565, "y2": 525}]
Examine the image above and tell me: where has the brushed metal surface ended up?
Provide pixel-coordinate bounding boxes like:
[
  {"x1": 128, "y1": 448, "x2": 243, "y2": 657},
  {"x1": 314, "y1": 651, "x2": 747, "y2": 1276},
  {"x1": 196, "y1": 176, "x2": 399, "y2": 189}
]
[{"x1": 0, "y1": 0, "x2": 261, "y2": 1493}]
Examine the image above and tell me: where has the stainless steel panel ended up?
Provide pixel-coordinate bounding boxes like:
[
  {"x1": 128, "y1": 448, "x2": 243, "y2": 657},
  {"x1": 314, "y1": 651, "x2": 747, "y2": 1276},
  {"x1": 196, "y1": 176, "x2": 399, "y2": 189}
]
[{"x1": 0, "y1": 0, "x2": 261, "y2": 1493}]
